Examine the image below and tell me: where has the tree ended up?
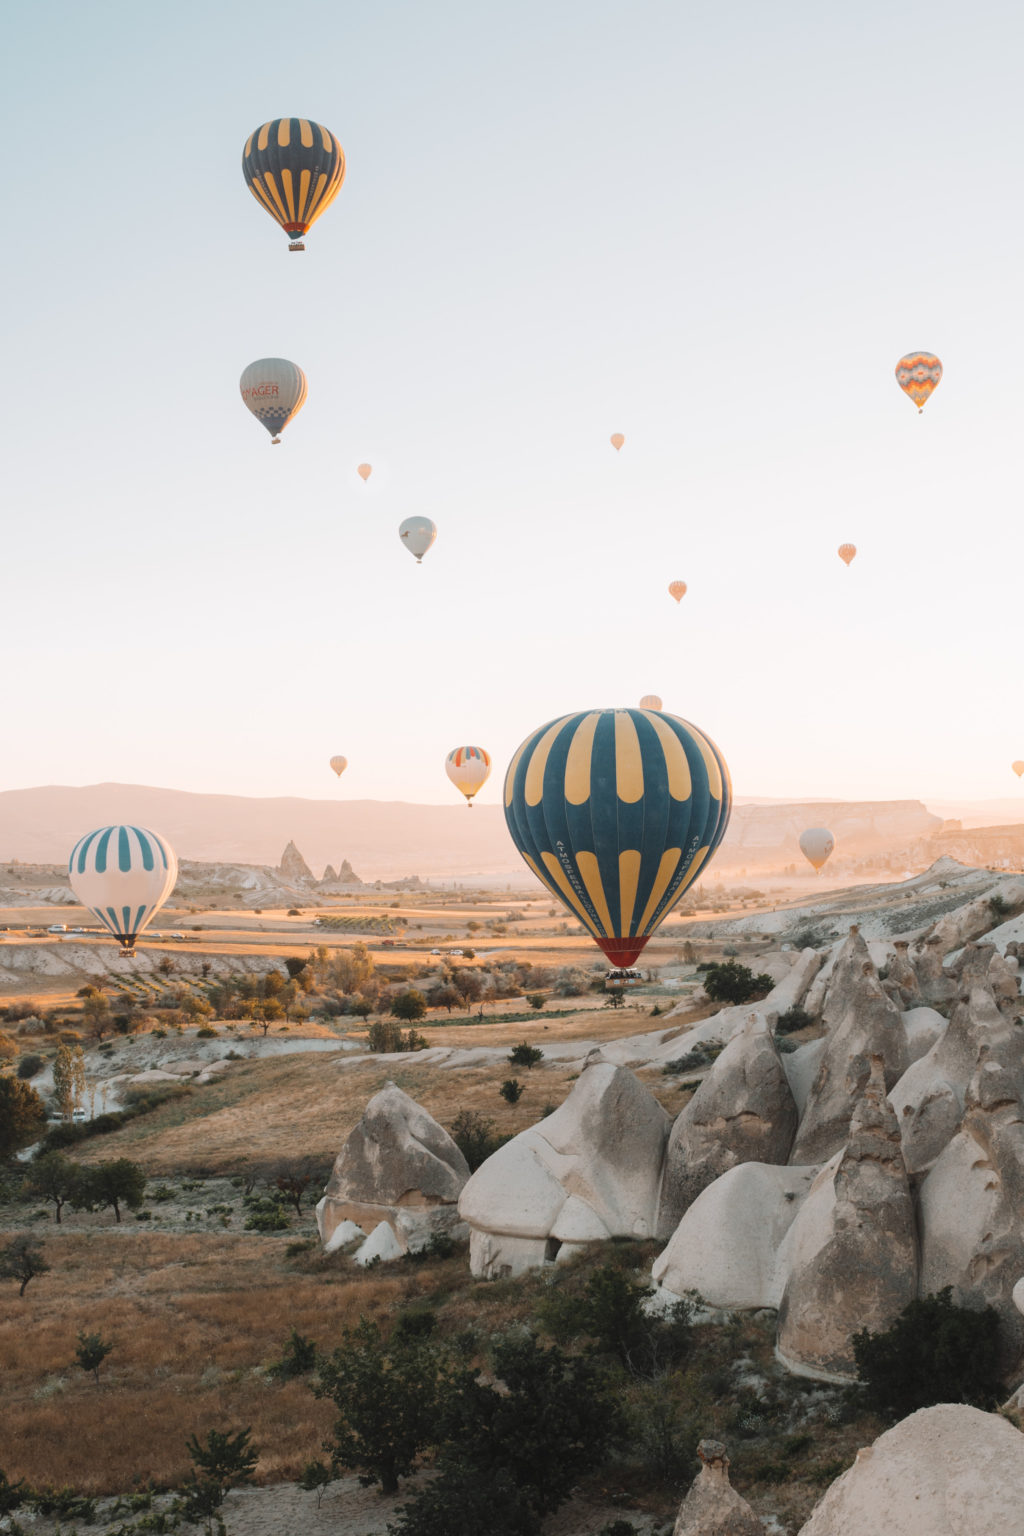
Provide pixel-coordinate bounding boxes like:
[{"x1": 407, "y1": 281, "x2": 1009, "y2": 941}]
[
  {"x1": 333, "y1": 943, "x2": 376, "y2": 996},
  {"x1": 313, "y1": 1317, "x2": 455, "y2": 1494},
  {"x1": 82, "y1": 992, "x2": 113, "y2": 1040},
  {"x1": 74, "y1": 1328, "x2": 114, "y2": 1385},
  {"x1": 428, "y1": 983, "x2": 460, "y2": 1014},
  {"x1": 392, "y1": 989, "x2": 427, "y2": 1023},
  {"x1": 298, "y1": 1459, "x2": 334, "y2": 1509},
  {"x1": 508, "y1": 1042, "x2": 543, "y2": 1069},
  {"x1": 526, "y1": 994, "x2": 545, "y2": 1011},
  {"x1": 183, "y1": 1426, "x2": 258, "y2": 1535},
  {"x1": 76, "y1": 1159, "x2": 146, "y2": 1223},
  {"x1": 284, "y1": 956, "x2": 307, "y2": 980},
  {"x1": 448, "y1": 1109, "x2": 504, "y2": 1172},
  {"x1": 51, "y1": 1042, "x2": 86, "y2": 1120},
  {"x1": 701, "y1": 962, "x2": 773, "y2": 1005},
  {"x1": 250, "y1": 998, "x2": 285, "y2": 1036},
  {"x1": 853, "y1": 1288, "x2": 1004, "y2": 1422},
  {"x1": 0, "y1": 1075, "x2": 46, "y2": 1158},
  {"x1": 27, "y1": 1151, "x2": 82, "y2": 1223},
  {"x1": 499, "y1": 1079, "x2": 524, "y2": 1105},
  {"x1": 274, "y1": 1167, "x2": 312, "y2": 1216},
  {"x1": 0, "y1": 1235, "x2": 50, "y2": 1296}
]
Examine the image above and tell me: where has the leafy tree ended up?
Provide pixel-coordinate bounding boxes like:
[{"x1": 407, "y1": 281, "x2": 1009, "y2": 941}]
[
  {"x1": 391, "y1": 1334, "x2": 621, "y2": 1535},
  {"x1": 605, "y1": 989, "x2": 626, "y2": 1008},
  {"x1": 853, "y1": 1288, "x2": 1004, "y2": 1421},
  {"x1": 452, "y1": 969, "x2": 482, "y2": 1005},
  {"x1": 156, "y1": 956, "x2": 175, "y2": 977},
  {"x1": 525, "y1": 994, "x2": 545, "y2": 1011},
  {"x1": 183, "y1": 1426, "x2": 258, "y2": 1535},
  {"x1": 51, "y1": 1041, "x2": 86, "y2": 1120},
  {"x1": 392, "y1": 990, "x2": 427, "y2": 1022},
  {"x1": 298, "y1": 1458, "x2": 334, "y2": 1509},
  {"x1": 0, "y1": 1075, "x2": 46, "y2": 1158},
  {"x1": 82, "y1": 992, "x2": 113, "y2": 1040},
  {"x1": 702, "y1": 962, "x2": 773, "y2": 1005},
  {"x1": 507, "y1": 1042, "x2": 544, "y2": 1069},
  {"x1": 499, "y1": 1079, "x2": 524, "y2": 1105},
  {"x1": 314, "y1": 1317, "x2": 455, "y2": 1494},
  {"x1": 428, "y1": 983, "x2": 460, "y2": 1014},
  {"x1": 0, "y1": 1235, "x2": 50, "y2": 1296},
  {"x1": 16, "y1": 1053, "x2": 43, "y2": 1080},
  {"x1": 274, "y1": 1168, "x2": 311, "y2": 1216},
  {"x1": 250, "y1": 998, "x2": 285, "y2": 1035},
  {"x1": 332, "y1": 942, "x2": 376, "y2": 996},
  {"x1": 448, "y1": 1109, "x2": 505, "y2": 1172},
  {"x1": 26, "y1": 1151, "x2": 82, "y2": 1223},
  {"x1": 76, "y1": 1159, "x2": 146, "y2": 1223},
  {"x1": 284, "y1": 956, "x2": 308, "y2": 980},
  {"x1": 538, "y1": 1262, "x2": 692, "y2": 1378},
  {"x1": 269, "y1": 1328, "x2": 319, "y2": 1380},
  {"x1": 74, "y1": 1328, "x2": 115, "y2": 1385}
]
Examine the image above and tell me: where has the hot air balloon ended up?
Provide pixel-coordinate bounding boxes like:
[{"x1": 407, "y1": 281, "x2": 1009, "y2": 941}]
[
  {"x1": 610, "y1": 433, "x2": 625, "y2": 451},
  {"x1": 895, "y1": 352, "x2": 942, "y2": 413},
  {"x1": 1013, "y1": 762, "x2": 1024, "y2": 779},
  {"x1": 505, "y1": 708, "x2": 731, "y2": 967},
  {"x1": 838, "y1": 544, "x2": 856, "y2": 566},
  {"x1": 68, "y1": 826, "x2": 178, "y2": 957},
  {"x1": 242, "y1": 118, "x2": 345, "y2": 251},
  {"x1": 639, "y1": 695, "x2": 663, "y2": 710},
  {"x1": 399, "y1": 517, "x2": 437, "y2": 564},
  {"x1": 239, "y1": 359, "x2": 307, "y2": 444},
  {"x1": 446, "y1": 745, "x2": 492, "y2": 806},
  {"x1": 799, "y1": 828, "x2": 835, "y2": 873},
  {"x1": 668, "y1": 581, "x2": 687, "y2": 603},
  {"x1": 357, "y1": 464, "x2": 372, "y2": 482},
  {"x1": 330, "y1": 756, "x2": 348, "y2": 777}
]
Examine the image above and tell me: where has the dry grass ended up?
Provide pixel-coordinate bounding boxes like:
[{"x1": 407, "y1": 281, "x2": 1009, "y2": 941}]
[{"x1": 0, "y1": 1229, "x2": 454, "y2": 1493}]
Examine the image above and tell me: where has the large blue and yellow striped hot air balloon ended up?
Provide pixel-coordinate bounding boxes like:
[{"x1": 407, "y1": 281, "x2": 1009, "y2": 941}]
[
  {"x1": 504, "y1": 707, "x2": 731, "y2": 967},
  {"x1": 242, "y1": 118, "x2": 345, "y2": 251},
  {"x1": 68, "y1": 826, "x2": 178, "y2": 957}
]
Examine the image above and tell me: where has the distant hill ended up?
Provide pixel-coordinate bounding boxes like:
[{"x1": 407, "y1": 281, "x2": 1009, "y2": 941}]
[{"x1": 0, "y1": 783, "x2": 952, "y2": 883}]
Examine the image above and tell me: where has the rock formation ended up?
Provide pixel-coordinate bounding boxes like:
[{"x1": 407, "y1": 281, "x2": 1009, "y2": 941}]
[
  {"x1": 797, "y1": 1405, "x2": 1024, "y2": 1535},
  {"x1": 911, "y1": 934, "x2": 957, "y2": 1008},
  {"x1": 658, "y1": 1014, "x2": 798, "y2": 1234},
  {"x1": 888, "y1": 985, "x2": 1003, "y2": 1174},
  {"x1": 316, "y1": 1083, "x2": 469, "y2": 1256},
  {"x1": 777, "y1": 1055, "x2": 917, "y2": 1380},
  {"x1": 320, "y1": 864, "x2": 338, "y2": 883},
  {"x1": 790, "y1": 961, "x2": 907, "y2": 1165},
  {"x1": 672, "y1": 1439, "x2": 766, "y2": 1536},
  {"x1": 459, "y1": 1052, "x2": 669, "y2": 1278},
  {"x1": 819, "y1": 928, "x2": 874, "y2": 1034},
  {"x1": 926, "y1": 878, "x2": 1024, "y2": 955},
  {"x1": 881, "y1": 940, "x2": 919, "y2": 1009},
  {"x1": 278, "y1": 841, "x2": 315, "y2": 884}
]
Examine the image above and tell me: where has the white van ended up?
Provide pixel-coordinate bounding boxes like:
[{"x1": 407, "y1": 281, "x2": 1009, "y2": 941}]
[{"x1": 48, "y1": 923, "x2": 68, "y2": 933}]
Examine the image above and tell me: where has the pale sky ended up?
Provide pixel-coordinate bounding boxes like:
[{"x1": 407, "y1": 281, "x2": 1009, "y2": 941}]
[{"x1": 4, "y1": 0, "x2": 1024, "y2": 809}]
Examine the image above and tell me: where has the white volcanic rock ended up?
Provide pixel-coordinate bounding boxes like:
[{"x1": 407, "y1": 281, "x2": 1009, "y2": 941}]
[
  {"x1": 820, "y1": 929, "x2": 875, "y2": 1033},
  {"x1": 911, "y1": 934, "x2": 957, "y2": 1007},
  {"x1": 658, "y1": 1014, "x2": 798, "y2": 1233},
  {"x1": 460, "y1": 1053, "x2": 669, "y2": 1278},
  {"x1": 653, "y1": 1161, "x2": 819, "y2": 1311},
  {"x1": 797, "y1": 1405, "x2": 1024, "y2": 1536},
  {"x1": 322, "y1": 1218, "x2": 365, "y2": 1254},
  {"x1": 777, "y1": 1056, "x2": 917, "y2": 1381},
  {"x1": 881, "y1": 940, "x2": 919, "y2": 1009},
  {"x1": 900, "y1": 1005, "x2": 947, "y2": 1063},
  {"x1": 673, "y1": 1439, "x2": 767, "y2": 1535},
  {"x1": 925, "y1": 878, "x2": 1024, "y2": 956},
  {"x1": 278, "y1": 840, "x2": 315, "y2": 884},
  {"x1": 354, "y1": 1220, "x2": 404, "y2": 1266},
  {"x1": 316, "y1": 1083, "x2": 469, "y2": 1255},
  {"x1": 782, "y1": 1040, "x2": 827, "y2": 1118},
  {"x1": 790, "y1": 963, "x2": 907, "y2": 1166}
]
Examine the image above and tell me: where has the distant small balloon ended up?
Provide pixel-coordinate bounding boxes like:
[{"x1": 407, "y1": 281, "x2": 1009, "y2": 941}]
[
  {"x1": 1013, "y1": 761, "x2": 1024, "y2": 779},
  {"x1": 239, "y1": 358, "x2": 307, "y2": 444},
  {"x1": 399, "y1": 516, "x2": 437, "y2": 564},
  {"x1": 330, "y1": 756, "x2": 348, "y2": 777},
  {"x1": 799, "y1": 827, "x2": 835, "y2": 873},
  {"x1": 668, "y1": 581, "x2": 687, "y2": 603},
  {"x1": 610, "y1": 433, "x2": 625, "y2": 451},
  {"x1": 838, "y1": 543, "x2": 857, "y2": 566},
  {"x1": 357, "y1": 463, "x2": 372, "y2": 482},
  {"x1": 639, "y1": 695, "x2": 663, "y2": 710},
  {"x1": 446, "y1": 745, "x2": 492, "y2": 807},
  {"x1": 895, "y1": 352, "x2": 942, "y2": 413}
]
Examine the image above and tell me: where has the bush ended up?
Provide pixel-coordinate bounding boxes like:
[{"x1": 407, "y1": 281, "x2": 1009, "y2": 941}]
[
  {"x1": 448, "y1": 1110, "x2": 507, "y2": 1172},
  {"x1": 196, "y1": 1026, "x2": 217, "y2": 1039},
  {"x1": 525, "y1": 994, "x2": 545, "y2": 1010},
  {"x1": 244, "y1": 1197, "x2": 289, "y2": 1233},
  {"x1": 392, "y1": 989, "x2": 428, "y2": 1023},
  {"x1": 776, "y1": 1006, "x2": 813, "y2": 1035},
  {"x1": 16, "y1": 1055, "x2": 44, "y2": 1080},
  {"x1": 499, "y1": 1079, "x2": 524, "y2": 1105},
  {"x1": 268, "y1": 1328, "x2": 318, "y2": 1380},
  {"x1": 663, "y1": 1040, "x2": 723, "y2": 1075},
  {"x1": 507, "y1": 1042, "x2": 543, "y2": 1069},
  {"x1": 853, "y1": 1288, "x2": 1004, "y2": 1422},
  {"x1": 537, "y1": 1262, "x2": 692, "y2": 1378},
  {"x1": 702, "y1": 962, "x2": 773, "y2": 1005}
]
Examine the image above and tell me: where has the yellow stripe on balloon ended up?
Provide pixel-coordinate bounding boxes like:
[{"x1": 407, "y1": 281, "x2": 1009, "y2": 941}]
[
  {"x1": 525, "y1": 717, "x2": 573, "y2": 808},
  {"x1": 636, "y1": 848, "x2": 683, "y2": 934},
  {"x1": 250, "y1": 181, "x2": 279, "y2": 216},
  {"x1": 667, "y1": 716, "x2": 722, "y2": 801},
  {"x1": 614, "y1": 711, "x2": 644, "y2": 803},
  {"x1": 618, "y1": 849, "x2": 642, "y2": 936},
  {"x1": 576, "y1": 852, "x2": 614, "y2": 936},
  {"x1": 564, "y1": 712, "x2": 601, "y2": 806},
  {"x1": 661, "y1": 845, "x2": 711, "y2": 919},
  {"x1": 540, "y1": 852, "x2": 603, "y2": 938},
  {"x1": 320, "y1": 123, "x2": 334, "y2": 151},
  {"x1": 297, "y1": 168, "x2": 312, "y2": 220},
  {"x1": 299, "y1": 118, "x2": 313, "y2": 147},
  {"x1": 504, "y1": 738, "x2": 530, "y2": 807},
  {"x1": 642, "y1": 712, "x2": 692, "y2": 801},
  {"x1": 306, "y1": 171, "x2": 328, "y2": 220},
  {"x1": 262, "y1": 172, "x2": 288, "y2": 221},
  {"x1": 277, "y1": 119, "x2": 291, "y2": 147},
  {"x1": 257, "y1": 122, "x2": 271, "y2": 151}
]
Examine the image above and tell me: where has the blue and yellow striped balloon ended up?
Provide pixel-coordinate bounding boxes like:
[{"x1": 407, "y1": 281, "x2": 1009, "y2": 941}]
[
  {"x1": 504, "y1": 708, "x2": 731, "y2": 966},
  {"x1": 242, "y1": 118, "x2": 345, "y2": 251},
  {"x1": 68, "y1": 825, "x2": 178, "y2": 954}
]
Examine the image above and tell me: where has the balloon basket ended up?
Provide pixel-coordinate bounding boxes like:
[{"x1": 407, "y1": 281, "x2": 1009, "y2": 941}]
[
  {"x1": 271, "y1": 437, "x2": 281, "y2": 445},
  {"x1": 288, "y1": 241, "x2": 306, "y2": 252},
  {"x1": 117, "y1": 948, "x2": 136, "y2": 960}
]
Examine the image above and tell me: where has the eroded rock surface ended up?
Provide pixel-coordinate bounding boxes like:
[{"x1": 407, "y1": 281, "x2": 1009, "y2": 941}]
[{"x1": 673, "y1": 1439, "x2": 767, "y2": 1535}]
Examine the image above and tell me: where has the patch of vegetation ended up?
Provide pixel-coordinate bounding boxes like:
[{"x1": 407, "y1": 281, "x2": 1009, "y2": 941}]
[
  {"x1": 663, "y1": 1041, "x2": 723, "y2": 1075},
  {"x1": 448, "y1": 1109, "x2": 509, "y2": 1172},
  {"x1": 507, "y1": 1042, "x2": 544, "y2": 1069},
  {"x1": 702, "y1": 962, "x2": 774, "y2": 1005},
  {"x1": 852, "y1": 1287, "x2": 1004, "y2": 1421},
  {"x1": 775, "y1": 1006, "x2": 813, "y2": 1035}
]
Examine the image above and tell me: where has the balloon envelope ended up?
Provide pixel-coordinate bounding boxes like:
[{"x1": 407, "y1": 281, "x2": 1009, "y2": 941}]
[
  {"x1": 610, "y1": 433, "x2": 625, "y2": 451},
  {"x1": 838, "y1": 544, "x2": 856, "y2": 566},
  {"x1": 357, "y1": 463, "x2": 372, "y2": 482},
  {"x1": 330, "y1": 756, "x2": 348, "y2": 777},
  {"x1": 1013, "y1": 762, "x2": 1024, "y2": 779},
  {"x1": 504, "y1": 708, "x2": 731, "y2": 967},
  {"x1": 242, "y1": 118, "x2": 345, "y2": 248},
  {"x1": 446, "y1": 745, "x2": 492, "y2": 804},
  {"x1": 240, "y1": 358, "x2": 307, "y2": 442},
  {"x1": 639, "y1": 695, "x2": 663, "y2": 710},
  {"x1": 668, "y1": 581, "x2": 687, "y2": 603},
  {"x1": 68, "y1": 826, "x2": 178, "y2": 952},
  {"x1": 895, "y1": 352, "x2": 942, "y2": 412},
  {"x1": 399, "y1": 517, "x2": 437, "y2": 563},
  {"x1": 799, "y1": 827, "x2": 835, "y2": 872}
]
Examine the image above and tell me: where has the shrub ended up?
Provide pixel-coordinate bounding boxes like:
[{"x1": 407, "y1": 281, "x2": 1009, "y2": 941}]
[
  {"x1": 268, "y1": 1328, "x2": 318, "y2": 1380},
  {"x1": 538, "y1": 1263, "x2": 692, "y2": 1378},
  {"x1": 392, "y1": 989, "x2": 428, "y2": 1023},
  {"x1": 0, "y1": 1077, "x2": 46, "y2": 1158},
  {"x1": 852, "y1": 1287, "x2": 1004, "y2": 1422},
  {"x1": 702, "y1": 962, "x2": 773, "y2": 1005},
  {"x1": 499, "y1": 1079, "x2": 524, "y2": 1105},
  {"x1": 244, "y1": 1197, "x2": 289, "y2": 1233},
  {"x1": 448, "y1": 1109, "x2": 506, "y2": 1172},
  {"x1": 776, "y1": 1006, "x2": 813, "y2": 1035},
  {"x1": 525, "y1": 994, "x2": 545, "y2": 1010},
  {"x1": 74, "y1": 1329, "x2": 115, "y2": 1385},
  {"x1": 16, "y1": 1054, "x2": 43, "y2": 1080},
  {"x1": 196, "y1": 1026, "x2": 217, "y2": 1039},
  {"x1": 507, "y1": 1042, "x2": 543, "y2": 1069},
  {"x1": 663, "y1": 1040, "x2": 723, "y2": 1075}
]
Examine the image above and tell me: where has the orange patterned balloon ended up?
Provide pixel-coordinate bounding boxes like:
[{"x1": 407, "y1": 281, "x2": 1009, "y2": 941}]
[
  {"x1": 895, "y1": 352, "x2": 942, "y2": 413},
  {"x1": 838, "y1": 543, "x2": 856, "y2": 566}
]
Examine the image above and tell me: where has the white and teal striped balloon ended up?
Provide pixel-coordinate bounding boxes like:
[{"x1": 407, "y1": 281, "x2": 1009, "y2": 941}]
[{"x1": 68, "y1": 826, "x2": 178, "y2": 953}]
